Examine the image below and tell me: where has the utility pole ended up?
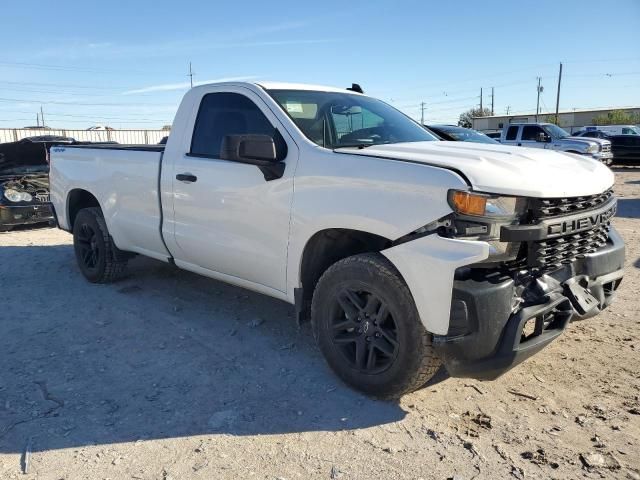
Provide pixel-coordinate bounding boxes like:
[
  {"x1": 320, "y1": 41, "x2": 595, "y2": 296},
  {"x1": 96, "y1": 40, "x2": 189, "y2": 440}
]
[
  {"x1": 491, "y1": 87, "x2": 495, "y2": 116},
  {"x1": 479, "y1": 87, "x2": 483, "y2": 112},
  {"x1": 40, "y1": 106, "x2": 45, "y2": 128},
  {"x1": 420, "y1": 102, "x2": 426, "y2": 125},
  {"x1": 188, "y1": 62, "x2": 194, "y2": 88},
  {"x1": 555, "y1": 62, "x2": 563, "y2": 124},
  {"x1": 535, "y1": 77, "x2": 542, "y2": 121}
]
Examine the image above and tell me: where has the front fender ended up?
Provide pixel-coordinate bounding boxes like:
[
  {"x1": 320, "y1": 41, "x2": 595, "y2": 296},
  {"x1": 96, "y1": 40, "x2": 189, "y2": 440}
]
[{"x1": 382, "y1": 235, "x2": 489, "y2": 335}]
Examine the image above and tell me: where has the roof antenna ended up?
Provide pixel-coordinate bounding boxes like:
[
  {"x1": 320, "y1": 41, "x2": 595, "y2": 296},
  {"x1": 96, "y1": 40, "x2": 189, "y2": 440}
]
[{"x1": 347, "y1": 83, "x2": 364, "y2": 94}]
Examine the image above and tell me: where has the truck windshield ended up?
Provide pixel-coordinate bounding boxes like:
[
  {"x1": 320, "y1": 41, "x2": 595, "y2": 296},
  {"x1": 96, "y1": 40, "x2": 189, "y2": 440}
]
[
  {"x1": 543, "y1": 124, "x2": 571, "y2": 139},
  {"x1": 267, "y1": 89, "x2": 438, "y2": 148}
]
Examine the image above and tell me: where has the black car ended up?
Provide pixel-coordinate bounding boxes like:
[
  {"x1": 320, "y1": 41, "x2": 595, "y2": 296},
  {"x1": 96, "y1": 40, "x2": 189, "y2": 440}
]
[
  {"x1": 0, "y1": 136, "x2": 76, "y2": 232},
  {"x1": 572, "y1": 130, "x2": 640, "y2": 165},
  {"x1": 425, "y1": 124, "x2": 500, "y2": 144}
]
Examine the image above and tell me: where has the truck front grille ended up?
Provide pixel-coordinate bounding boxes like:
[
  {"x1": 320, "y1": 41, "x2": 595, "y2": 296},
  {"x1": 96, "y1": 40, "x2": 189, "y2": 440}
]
[
  {"x1": 601, "y1": 144, "x2": 611, "y2": 153},
  {"x1": 530, "y1": 188, "x2": 613, "y2": 220},
  {"x1": 509, "y1": 189, "x2": 615, "y2": 273},
  {"x1": 529, "y1": 223, "x2": 611, "y2": 270}
]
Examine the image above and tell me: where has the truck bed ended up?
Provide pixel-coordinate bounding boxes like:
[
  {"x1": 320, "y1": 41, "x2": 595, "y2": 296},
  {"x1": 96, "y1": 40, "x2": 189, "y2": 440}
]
[{"x1": 50, "y1": 144, "x2": 170, "y2": 261}]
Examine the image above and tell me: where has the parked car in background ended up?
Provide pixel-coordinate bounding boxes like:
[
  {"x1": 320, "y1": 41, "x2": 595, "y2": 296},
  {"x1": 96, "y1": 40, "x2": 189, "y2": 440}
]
[
  {"x1": 500, "y1": 123, "x2": 613, "y2": 164},
  {"x1": 426, "y1": 125, "x2": 499, "y2": 144},
  {"x1": 572, "y1": 130, "x2": 609, "y2": 140},
  {"x1": 572, "y1": 130, "x2": 640, "y2": 165},
  {"x1": 583, "y1": 125, "x2": 640, "y2": 136},
  {"x1": 610, "y1": 134, "x2": 640, "y2": 165},
  {"x1": 0, "y1": 136, "x2": 70, "y2": 231},
  {"x1": 51, "y1": 81, "x2": 624, "y2": 398},
  {"x1": 0, "y1": 136, "x2": 119, "y2": 232}
]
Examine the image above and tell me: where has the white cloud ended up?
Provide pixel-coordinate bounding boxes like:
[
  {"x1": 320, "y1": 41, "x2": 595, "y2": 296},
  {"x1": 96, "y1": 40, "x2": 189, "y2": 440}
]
[
  {"x1": 122, "y1": 76, "x2": 260, "y2": 95},
  {"x1": 87, "y1": 42, "x2": 113, "y2": 49}
]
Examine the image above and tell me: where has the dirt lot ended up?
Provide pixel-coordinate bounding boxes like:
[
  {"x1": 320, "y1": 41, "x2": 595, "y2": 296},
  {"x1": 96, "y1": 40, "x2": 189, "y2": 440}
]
[{"x1": 0, "y1": 169, "x2": 638, "y2": 480}]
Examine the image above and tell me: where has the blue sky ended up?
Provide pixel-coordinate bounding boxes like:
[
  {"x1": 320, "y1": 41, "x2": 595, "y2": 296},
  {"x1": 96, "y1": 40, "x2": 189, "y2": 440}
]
[{"x1": 0, "y1": 0, "x2": 638, "y2": 129}]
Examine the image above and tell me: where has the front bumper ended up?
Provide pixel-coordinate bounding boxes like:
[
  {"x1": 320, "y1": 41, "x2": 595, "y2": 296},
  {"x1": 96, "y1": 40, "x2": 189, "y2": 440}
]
[
  {"x1": 433, "y1": 227, "x2": 625, "y2": 380},
  {"x1": 0, "y1": 203, "x2": 56, "y2": 230},
  {"x1": 591, "y1": 151, "x2": 614, "y2": 164}
]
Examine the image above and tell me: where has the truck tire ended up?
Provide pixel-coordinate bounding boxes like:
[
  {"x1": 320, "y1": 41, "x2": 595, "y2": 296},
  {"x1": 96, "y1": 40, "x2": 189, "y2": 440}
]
[
  {"x1": 311, "y1": 253, "x2": 441, "y2": 398},
  {"x1": 72, "y1": 207, "x2": 128, "y2": 283}
]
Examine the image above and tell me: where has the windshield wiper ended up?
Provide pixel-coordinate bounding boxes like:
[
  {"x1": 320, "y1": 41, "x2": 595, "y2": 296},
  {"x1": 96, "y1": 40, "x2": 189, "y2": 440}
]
[
  {"x1": 334, "y1": 144, "x2": 373, "y2": 149},
  {"x1": 333, "y1": 142, "x2": 385, "y2": 150}
]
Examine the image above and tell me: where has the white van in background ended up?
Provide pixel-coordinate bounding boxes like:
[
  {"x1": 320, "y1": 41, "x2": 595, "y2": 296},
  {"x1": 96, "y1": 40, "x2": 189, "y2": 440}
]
[{"x1": 584, "y1": 125, "x2": 640, "y2": 135}]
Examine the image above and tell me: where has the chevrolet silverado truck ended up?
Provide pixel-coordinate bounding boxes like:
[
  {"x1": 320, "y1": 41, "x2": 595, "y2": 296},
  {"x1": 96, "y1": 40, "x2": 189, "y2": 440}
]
[
  {"x1": 500, "y1": 122, "x2": 613, "y2": 165},
  {"x1": 50, "y1": 82, "x2": 625, "y2": 398}
]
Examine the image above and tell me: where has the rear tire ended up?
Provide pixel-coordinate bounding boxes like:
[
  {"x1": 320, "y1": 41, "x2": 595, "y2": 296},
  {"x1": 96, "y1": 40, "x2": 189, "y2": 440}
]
[
  {"x1": 73, "y1": 207, "x2": 128, "y2": 283},
  {"x1": 311, "y1": 253, "x2": 441, "y2": 399}
]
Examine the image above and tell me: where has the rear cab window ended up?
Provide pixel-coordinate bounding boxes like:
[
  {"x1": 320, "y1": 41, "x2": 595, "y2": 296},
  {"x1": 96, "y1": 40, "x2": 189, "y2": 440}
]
[
  {"x1": 505, "y1": 126, "x2": 519, "y2": 141},
  {"x1": 190, "y1": 92, "x2": 276, "y2": 158}
]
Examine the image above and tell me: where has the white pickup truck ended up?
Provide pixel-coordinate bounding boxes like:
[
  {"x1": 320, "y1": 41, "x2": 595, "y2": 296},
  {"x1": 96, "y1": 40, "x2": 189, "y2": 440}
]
[
  {"x1": 50, "y1": 82, "x2": 625, "y2": 398},
  {"x1": 499, "y1": 122, "x2": 614, "y2": 165}
]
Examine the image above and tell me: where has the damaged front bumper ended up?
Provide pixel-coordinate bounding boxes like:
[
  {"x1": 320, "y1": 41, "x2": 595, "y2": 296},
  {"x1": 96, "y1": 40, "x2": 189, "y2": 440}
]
[
  {"x1": 0, "y1": 203, "x2": 56, "y2": 230},
  {"x1": 433, "y1": 227, "x2": 625, "y2": 380}
]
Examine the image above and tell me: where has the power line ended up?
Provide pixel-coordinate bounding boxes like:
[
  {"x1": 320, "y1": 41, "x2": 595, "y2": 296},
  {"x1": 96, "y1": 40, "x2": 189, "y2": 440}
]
[
  {"x1": 0, "y1": 60, "x2": 156, "y2": 75},
  {"x1": 0, "y1": 96, "x2": 174, "y2": 107}
]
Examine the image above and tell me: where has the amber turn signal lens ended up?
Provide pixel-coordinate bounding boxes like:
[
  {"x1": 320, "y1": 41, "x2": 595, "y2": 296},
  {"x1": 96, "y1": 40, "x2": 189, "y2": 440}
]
[{"x1": 450, "y1": 191, "x2": 487, "y2": 216}]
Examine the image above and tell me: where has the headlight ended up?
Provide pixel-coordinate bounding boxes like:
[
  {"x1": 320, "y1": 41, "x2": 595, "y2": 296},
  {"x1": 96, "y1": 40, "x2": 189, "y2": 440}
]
[
  {"x1": 448, "y1": 190, "x2": 523, "y2": 218},
  {"x1": 4, "y1": 188, "x2": 33, "y2": 202},
  {"x1": 447, "y1": 190, "x2": 526, "y2": 263},
  {"x1": 587, "y1": 144, "x2": 599, "y2": 153}
]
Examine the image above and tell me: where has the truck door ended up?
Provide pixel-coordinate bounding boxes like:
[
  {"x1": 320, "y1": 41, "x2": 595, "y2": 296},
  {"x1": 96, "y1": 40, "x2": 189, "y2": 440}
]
[
  {"x1": 519, "y1": 125, "x2": 548, "y2": 149},
  {"x1": 163, "y1": 87, "x2": 298, "y2": 294}
]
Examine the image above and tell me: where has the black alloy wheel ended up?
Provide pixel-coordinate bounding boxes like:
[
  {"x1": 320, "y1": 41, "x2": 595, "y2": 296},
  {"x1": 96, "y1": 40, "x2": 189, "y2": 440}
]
[
  {"x1": 331, "y1": 288, "x2": 399, "y2": 374},
  {"x1": 75, "y1": 222, "x2": 101, "y2": 271},
  {"x1": 311, "y1": 253, "x2": 441, "y2": 398},
  {"x1": 72, "y1": 207, "x2": 128, "y2": 283}
]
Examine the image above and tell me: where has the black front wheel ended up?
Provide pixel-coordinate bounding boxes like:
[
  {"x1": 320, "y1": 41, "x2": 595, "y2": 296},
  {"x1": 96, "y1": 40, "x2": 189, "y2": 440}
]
[
  {"x1": 311, "y1": 253, "x2": 441, "y2": 398},
  {"x1": 73, "y1": 207, "x2": 128, "y2": 283}
]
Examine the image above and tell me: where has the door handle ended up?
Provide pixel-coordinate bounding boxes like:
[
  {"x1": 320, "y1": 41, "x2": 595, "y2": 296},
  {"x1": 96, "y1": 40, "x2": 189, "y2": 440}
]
[
  {"x1": 517, "y1": 143, "x2": 522, "y2": 146},
  {"x1": 176, "y1": 173, "x2": 197, "y2": 183}
]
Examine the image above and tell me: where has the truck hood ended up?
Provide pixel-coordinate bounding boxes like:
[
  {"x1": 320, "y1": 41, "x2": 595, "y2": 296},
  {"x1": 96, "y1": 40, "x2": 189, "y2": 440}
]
[
  {"x1": 558, "y1": 137, "x2": 601, "y2": 148},
  {"x1": 568, "y1": 136, "x2": 610, "y2": 147},
  {"x1": 339, "y1": 141, "x2": 614, "y2": 198}
]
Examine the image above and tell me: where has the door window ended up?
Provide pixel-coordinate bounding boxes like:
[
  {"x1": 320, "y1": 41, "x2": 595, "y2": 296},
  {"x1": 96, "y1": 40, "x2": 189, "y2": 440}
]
[
  {"x1": 521, "y1": 125, "x2": 544, "y2": 141},
  {"x1": 506, "y1": 126, "x2": 519, "y2": 140},
  {"x1": 190, "y1": 93, "x2": 276, "y2": 157}
]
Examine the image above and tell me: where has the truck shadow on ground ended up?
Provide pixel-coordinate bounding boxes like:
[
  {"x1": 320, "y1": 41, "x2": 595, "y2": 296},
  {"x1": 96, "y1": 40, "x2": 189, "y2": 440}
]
[{"x1": 0, "y1": 242, "x2": 408, "y2": 454}]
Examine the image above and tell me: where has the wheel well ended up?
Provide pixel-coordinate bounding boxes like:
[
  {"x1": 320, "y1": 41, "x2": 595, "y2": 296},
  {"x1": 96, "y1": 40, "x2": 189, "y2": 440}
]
[
  {"x1": 298, "y1": 229, "x2": 392, "y2": 321},
  {"x1": 67, "y1": 189, "x2": 100, "y2": 229}
]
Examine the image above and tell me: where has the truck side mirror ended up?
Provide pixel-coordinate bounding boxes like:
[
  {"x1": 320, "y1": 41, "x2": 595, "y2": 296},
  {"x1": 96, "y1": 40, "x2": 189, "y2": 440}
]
[
  {"x1": 220, "y1": 133, "x2": 287, "y2": 181},
  {"x1": 536, "y1": 132, "x2": 550, "y2": 143},
  {"x1": 221, "y1": 134, "x2": 279, "y2": 163}
]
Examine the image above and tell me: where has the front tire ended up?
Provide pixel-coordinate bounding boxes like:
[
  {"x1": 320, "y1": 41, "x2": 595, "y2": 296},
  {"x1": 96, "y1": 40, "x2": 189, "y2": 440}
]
[
  {"x1": 311, "y1": 253, "x2": 441, "y2": 398},
  {"x1": 73, "y1": 207, "x2": 128, "y2": 283}
]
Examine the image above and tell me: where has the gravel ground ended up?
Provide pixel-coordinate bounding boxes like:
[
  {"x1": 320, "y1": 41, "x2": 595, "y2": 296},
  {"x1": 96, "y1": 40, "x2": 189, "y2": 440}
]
[{"x1": 0, "y1": 169, "x2": 638, "y2": 480}]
